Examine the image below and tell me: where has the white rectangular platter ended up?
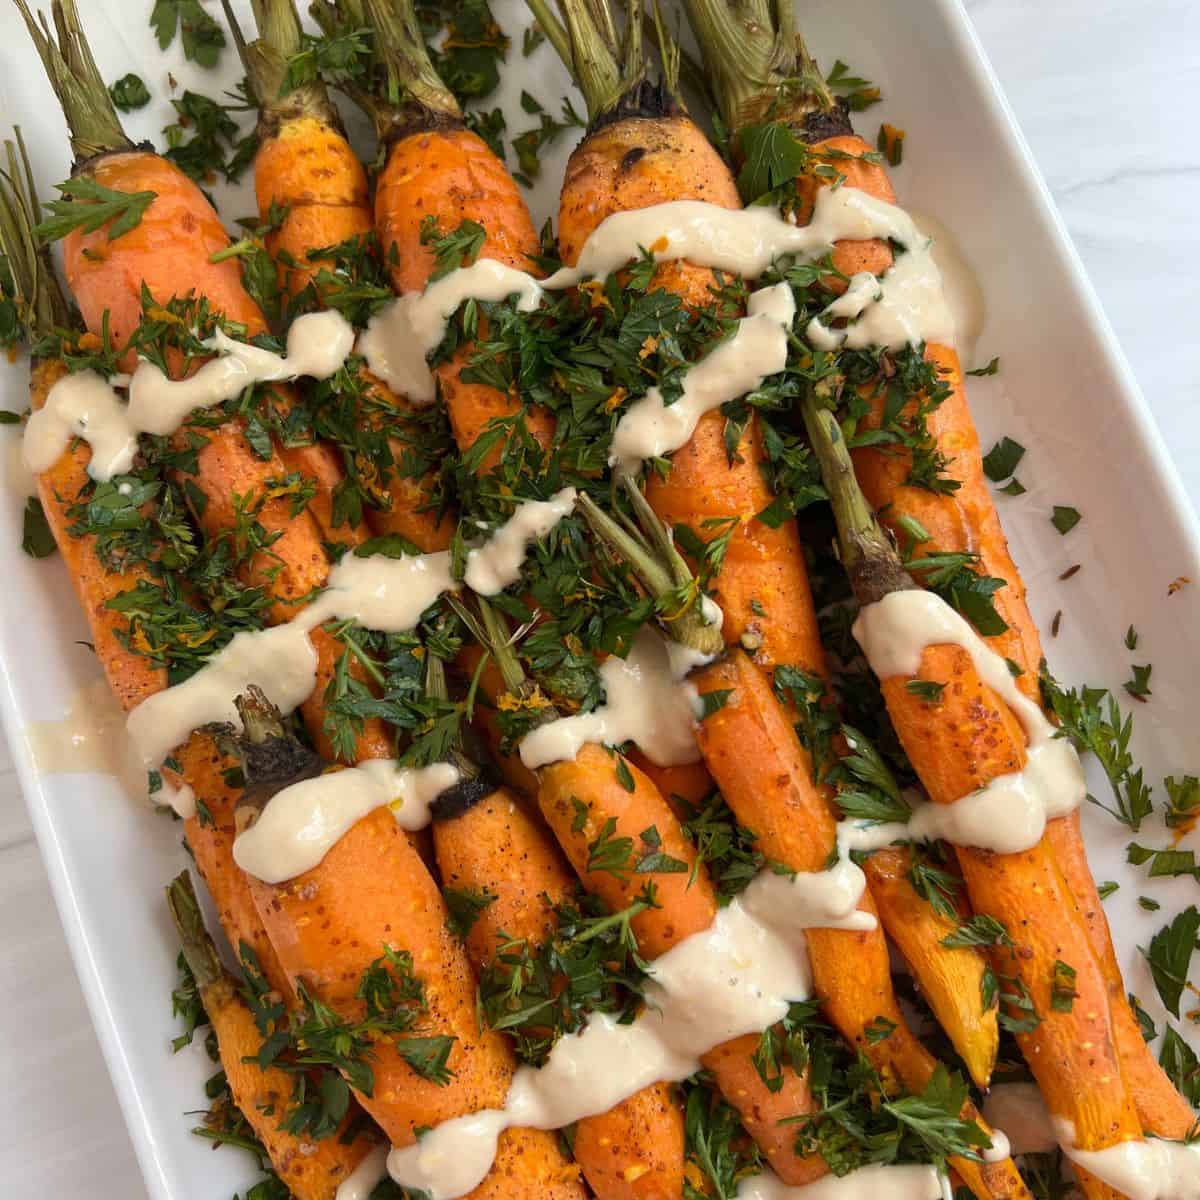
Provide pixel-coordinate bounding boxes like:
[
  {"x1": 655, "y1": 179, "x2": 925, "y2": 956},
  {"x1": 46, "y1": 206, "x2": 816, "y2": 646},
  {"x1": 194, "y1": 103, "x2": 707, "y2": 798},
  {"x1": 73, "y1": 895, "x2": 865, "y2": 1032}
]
[{"x1": 0, "y1": 2, "x2": 1196, "y2": 1198}]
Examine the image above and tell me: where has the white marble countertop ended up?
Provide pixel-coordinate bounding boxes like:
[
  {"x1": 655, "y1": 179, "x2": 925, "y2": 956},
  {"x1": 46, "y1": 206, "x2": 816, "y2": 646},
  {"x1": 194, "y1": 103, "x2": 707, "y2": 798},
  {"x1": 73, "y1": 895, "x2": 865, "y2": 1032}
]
[{"x1": 1, "y1": 1, "x2": 1198, "y2": 1196}]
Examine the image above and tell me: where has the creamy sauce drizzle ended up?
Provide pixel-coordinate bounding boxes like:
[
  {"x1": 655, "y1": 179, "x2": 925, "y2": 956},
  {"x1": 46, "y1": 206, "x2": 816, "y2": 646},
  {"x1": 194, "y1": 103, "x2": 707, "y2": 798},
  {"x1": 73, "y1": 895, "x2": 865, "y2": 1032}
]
[
  {"x1": 463, "y1": 488, "x2": 577, "y2": 596},
  {"x1": 23, "y1": 311, "x2": 354, "y2": 482},
  {"x1": 518, "y1": 626, "x2": 710, "y2": 770},
  {"x1": 1054, "y1": 1119, "x2": 1200, "y2": 1200},
  {"x1": 358, "y1": 260, "x2": 544, "y2": 404},
  {"x1": 737, "y1": 1163, "x2": 948, "y2": 1200},
  {"x1": 385, "y1": 828, "x2": 874, "y2": 1198},
  {"x1": 359, "y1": 187, "x2": 954, "y2": 418},
  {"x1": 126, "y1": 550, "x2": 456, "y2": 777},
  {"x1": 610, "y1": 283, "x2": 795, "y2": 474},
  {"x1": 234, "y1": 760, "x2": 459, "y2": 883},
  {"x1": 335, "y1": 1145, "x2": 390, "y2": 1200},
  {"x1": 851, "y1": 591, "x2": 1085, "y2": 853},
  {"x1": 25, "y1": 678, "x2": 149, "y2": 801}
]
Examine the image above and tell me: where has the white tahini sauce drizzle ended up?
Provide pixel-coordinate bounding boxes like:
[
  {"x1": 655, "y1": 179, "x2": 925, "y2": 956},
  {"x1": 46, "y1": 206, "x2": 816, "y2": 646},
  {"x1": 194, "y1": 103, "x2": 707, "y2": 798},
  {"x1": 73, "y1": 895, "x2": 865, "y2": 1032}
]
[
  {"x1": 359, "y1": 187, "x2": 956, "y2": 416},
  {"x1": 335, "y1": 1144, "x2": 390, "y2": 1200},
  {"x1": 126, "y1": 549, "x2": 456, "y2": 777},
  {"x1": 805, "y1": 251, "x2": 954, "y2": 352},
  {"x1": 609, "y1": 283, "x2": 795, "y2": 474},
  {"x1": 518, "y1": 625, "x2": 711, "y2": 770},
  {"x1": 980, "y1": 1083, "x2": 1056, "y2": 1156},
  {"x1": 737, "y1": 1163, "x2": 948, "y2": 1200},
  {"x1": 358, "y1": 260, "x2": 544, "y2": 404},
  {"x1": 23, "y1": 311, "x2": 354, "y2": 482},
  {"x1": 851, "y1": 590, "x2": 1085, "y2": 854},
  {"x1": 25, "y1": 678, "x2": 152, "y2": 802},
  {"x1": 463, "y1": 488, "x2": 577, "y2": 596},
  {"x1": 1054, "y1": 1119, "x2": 1200, "y2": 1200},
  {"x1": 234, "y1": 760, "x2": 460, "y2": 883},
  {"x1": 386, "y1": 845, "x2": 874, "y2": 1199},
  {"x1": 23, "y1": 370, "x2": 140, "y2": 480}
]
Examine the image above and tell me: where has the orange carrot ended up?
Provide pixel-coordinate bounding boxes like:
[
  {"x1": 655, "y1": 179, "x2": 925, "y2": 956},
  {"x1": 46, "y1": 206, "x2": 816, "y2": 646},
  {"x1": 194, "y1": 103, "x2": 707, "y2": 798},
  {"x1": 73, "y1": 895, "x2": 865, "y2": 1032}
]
[
  {"x1": 809, "y1": 119, "x2": 1187, "y2": 1153},
  {"x1": 799, "y1": 370, "x2": 1139, "y2": 1199},
  {"x1": 235, "y1": 0, "x2": 453, "y2": 554},
  {"x1": 168, "y1": 872, "x2": 379, "y2": 1200}
]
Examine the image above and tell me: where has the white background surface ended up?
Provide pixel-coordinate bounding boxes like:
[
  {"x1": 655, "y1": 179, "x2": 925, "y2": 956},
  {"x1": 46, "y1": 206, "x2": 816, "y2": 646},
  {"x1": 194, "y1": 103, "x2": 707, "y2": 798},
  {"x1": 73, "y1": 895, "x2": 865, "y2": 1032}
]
[{"x1": 0, "y1": 1, "x2": 1197, "y2": 1197}]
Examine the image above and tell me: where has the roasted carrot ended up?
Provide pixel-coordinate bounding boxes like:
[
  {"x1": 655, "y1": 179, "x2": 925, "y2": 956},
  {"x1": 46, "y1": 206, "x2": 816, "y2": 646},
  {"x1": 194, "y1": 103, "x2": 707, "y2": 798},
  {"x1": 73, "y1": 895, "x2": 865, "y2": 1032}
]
[
  {"x1": 231, "y1": 694, "x2": 583, "y2": 1198},
  {"x1": 311, "y1": 0, "x2": 555, "y2": 470},
  {"x1": 548, "y1": 4, "x2": 996, "y2": 1090},
  {"x1": 691, "y1": 644, "x2": 1016, "y2": 1198},
  {"x1": 0, "y1": 120, "x2": 299, "y2": 1009},
  {"x1": 168, "y1": 872, "x2": 379, "y2": 1199},
  {"x1": 17, "y1": 0, "x2": 402, "y2": 768},
  {"x1": 433, "y1": 756, "x2": 687, "y2": 1200},
  {"x1": 862, "y1": 846, "x2": 999, "y2": 1090},
  {"x1": 328, "y1": 8, "x2": 687, "y2": 1189},
  {"x1": 800, "y1": 378, "x2": 1140, "y2": 1199},
  {"x1": 231, "y1": 0, "x2": 454, "y2": 555},
  {"x1": 537, "y1": 2, "x2": 1023, "y2": 1188}
]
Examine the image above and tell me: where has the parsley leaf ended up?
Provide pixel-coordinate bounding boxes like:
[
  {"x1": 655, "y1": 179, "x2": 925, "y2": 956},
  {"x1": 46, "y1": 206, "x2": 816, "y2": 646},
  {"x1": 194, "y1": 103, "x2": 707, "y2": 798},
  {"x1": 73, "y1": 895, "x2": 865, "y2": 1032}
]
[
  {"x1": 21, "y1": 497, "x2": 56, "y2": 558},
  {"x1": 941, "y1": 914, "x2": 1012, "y2": 949},
  {"x1": 109, "y1": 73, "x2": 150, "y2": 111},
  {"x1": 966, "y1": 357, "x2": 1001, "y2": 377},
  {"x1": 444, "y1": 887, "x2": 495, "y2": 939},
  {"x1": 34, "y1": 177, "x2": 156, "y2": 244},
  {"x1": 150, "y1": 0, "x2": 226, "y2": 68},
  {"x1": 1051, "y1": 505, "x2": 1082, "y2": 535},
  {"x1": 981, "y1": 436, "x2": 1025, "y2": 482},
  {"x1": 1141, "y1": 905, "x2": 1200, "y2": 1017}
]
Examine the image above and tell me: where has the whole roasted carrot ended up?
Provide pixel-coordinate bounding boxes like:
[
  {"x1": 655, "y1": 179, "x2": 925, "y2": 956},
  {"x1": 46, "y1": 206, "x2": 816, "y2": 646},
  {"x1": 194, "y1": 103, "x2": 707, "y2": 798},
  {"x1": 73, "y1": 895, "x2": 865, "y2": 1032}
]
[
  {"x1": 167, "y1": 872, "x2": 379, "y2": 1200},
  {"x1": 681, "y1": 0, "x2": 1194, "y2": 1147},
  {"x1": 324, "y1": 6, "x2": 688, "y2": 1192},
  {"x1": 0, "y1": 117, "x2": 297, "y2": 1001},
  {"x1": 537, "y1": 6, "x2": 1016, "y2": 1191},
  {"x1": 0, "y1": 115, "x2": 366, "y2": 1185},
  {"x1": 800, "y1": 383, "x2": 1140, "y2": 1200},
  {"x1": 229, "y1": 0, "x2": 454, "y2": 555}
]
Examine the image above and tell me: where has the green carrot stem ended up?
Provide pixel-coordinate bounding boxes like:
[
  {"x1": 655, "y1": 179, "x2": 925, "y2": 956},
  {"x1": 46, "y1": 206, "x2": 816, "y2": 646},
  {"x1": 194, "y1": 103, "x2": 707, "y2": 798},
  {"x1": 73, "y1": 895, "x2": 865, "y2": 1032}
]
[
  {"x1": 422, "y1": 646, "x2": 485, "y2": 783},
  {"x1": 680, "y1": 0, "x2": 836, "y2": 134},
  {"x1": 222, "y1": 0, "x2": 343, "y2": 134},
  {"x1": 0, "y1": 129, "x2": 73, "y2": 342},
  {"x1": 798, "y1": 395, "x2": 913, "y2": 606},
  {"x1": 526, "y1": 0, "x2": 646, "y2": 125},
  {"x1": 312, "y1": 0, "x2": 459, "y2": 145},
  {"x1": 166, "y1": 871, "x2": 226, "y2": 993},
  {"x1": 12, "y1": 0, "x2": 133, "y2": 164},
  {"x1": 577, "y1": 481, "x2": 724, "y2": 658}
]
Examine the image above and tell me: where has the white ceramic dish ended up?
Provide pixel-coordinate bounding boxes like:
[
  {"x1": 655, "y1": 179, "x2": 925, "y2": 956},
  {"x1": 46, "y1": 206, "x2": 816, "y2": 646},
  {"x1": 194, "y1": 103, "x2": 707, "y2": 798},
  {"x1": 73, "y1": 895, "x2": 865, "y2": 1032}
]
[{"x1": 0, "y1": 2, "x2": 1196, "y2": 1197}]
